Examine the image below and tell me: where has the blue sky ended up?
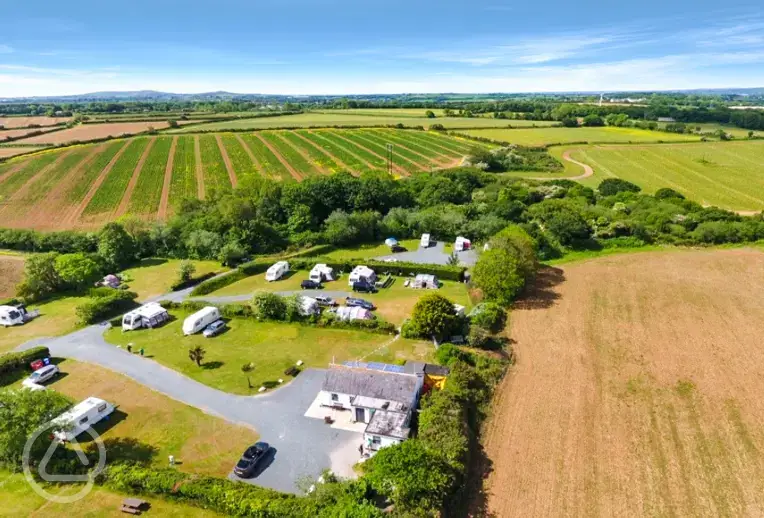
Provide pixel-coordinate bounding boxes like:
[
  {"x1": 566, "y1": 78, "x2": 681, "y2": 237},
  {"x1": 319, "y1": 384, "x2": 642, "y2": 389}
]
[{"x1": 1, "y1": 0, "x2": 763, "y2": 97}]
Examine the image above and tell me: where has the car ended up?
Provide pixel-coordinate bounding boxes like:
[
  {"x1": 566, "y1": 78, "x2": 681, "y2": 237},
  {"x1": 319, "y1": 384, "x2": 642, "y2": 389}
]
[
  {"x1": 346, "y1": 297, "x2": 375, "y2": 310},
  {"x1": 301, "y1": 280, "x2": 322, "y2": 290},
  {"x1": 23, "y1": 364, "x2": 59, "y2": 387},
  {"x1": 315, "y1": 295, "x2": 337, "y2": 307},
  {"x1": 202, "y1": 320, "x2": 226, "y2": 338},
  {"x1": 233, "y1": 442, "x2": 270, "y2": 478},
  {"x1": 391, "y1": 245, "x2": 406, "y2": 253},
  {"x1": 352, "y1": 281, "x2": 377, "y2": 293}
]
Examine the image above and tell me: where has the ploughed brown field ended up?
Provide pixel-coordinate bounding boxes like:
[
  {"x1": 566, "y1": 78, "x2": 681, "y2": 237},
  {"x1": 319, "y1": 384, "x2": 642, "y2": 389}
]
[
  {"x1": 17, "y1": 121, "x2": 194, "y2": 145},
  {"x1": 0, "y1": 147, "x2": 42, "y2": 159},
  {"x1": 0, "y1": 116, "x2": 71, "y2": 128},
  {"x1": 0, "y1": 254, "x2": 24, "y2": 298},
  {"x1": 0, "y1": 127, "x2": 58, "y2": 141},
  {"x1": 481, "y1": 249, "x2": 764, "y2": 517}
]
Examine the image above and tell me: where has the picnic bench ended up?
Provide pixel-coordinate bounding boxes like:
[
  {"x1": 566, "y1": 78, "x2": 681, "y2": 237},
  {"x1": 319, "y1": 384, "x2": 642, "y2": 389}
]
[{"x1": 121, "y1": 498, "x2": 147, "y2": 515}]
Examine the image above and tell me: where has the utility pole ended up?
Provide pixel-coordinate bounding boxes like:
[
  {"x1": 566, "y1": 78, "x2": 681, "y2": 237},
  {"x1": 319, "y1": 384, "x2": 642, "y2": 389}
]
[{"x1": 386, "y1": 143, "x2": 393, "y2": 175}]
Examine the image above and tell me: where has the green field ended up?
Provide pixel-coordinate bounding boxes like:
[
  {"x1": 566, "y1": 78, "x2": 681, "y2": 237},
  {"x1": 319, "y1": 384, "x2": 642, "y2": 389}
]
[
  {"x1": 83, "y1": 137, "x2": 149, "y2": 215},
  {"x1": 128, "y1": 136, "x2": 172, "y2": 214},
  {"x1": 169, "y1": 112, "x2": 558, "y2": 132},
  {"x1": 460, "y1": 127, "x2": 703, "y2": 146},
  {"x1": 169, "y1": 135, "x2": 198, "y2": 202},
  {"x1": 569, "y1": 140, "x2": 764, "y2": 211}
]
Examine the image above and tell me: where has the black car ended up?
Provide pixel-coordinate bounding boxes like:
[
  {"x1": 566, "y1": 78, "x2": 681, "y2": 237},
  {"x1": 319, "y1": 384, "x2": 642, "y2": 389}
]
[
  {"x1": 352, "y1": 281, "x2": 377, "y2": 293},
  {"x1": 233, "y1": 442, "x2": 270, "y2": 478},
  {"x1": 301, "y1": 280, "x2": 322, "y2": 290},
  {"x1": 346, "y1": 297, "x2": 375, "y2": 310}
]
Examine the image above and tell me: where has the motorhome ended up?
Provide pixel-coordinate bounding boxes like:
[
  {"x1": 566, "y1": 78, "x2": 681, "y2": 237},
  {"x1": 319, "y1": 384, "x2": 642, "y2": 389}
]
[
  {"x1": 309, "y1": 264, "x2": 334, "y2": 283},
  {"x1": 183, "y1": 306, "x2": 222, "y2": 335},
  {"x1": 420, "y1": 233, "x2": 431, "y2": 248},
  {"x1": 265, "y1": 261, "x2": 289, "y2": 282},
  {"x1": 122, "y1": 303, "x2": 170, "y2": 331},
  {"x1": 454, "y1": 236, "x2": 471, "y2": 252},
  {"x1": 348, "y1": 265, "x2": 377, "y2": 286},
  {"x1": 51, "y1": 397, "x2": 115, "y2": 442}
]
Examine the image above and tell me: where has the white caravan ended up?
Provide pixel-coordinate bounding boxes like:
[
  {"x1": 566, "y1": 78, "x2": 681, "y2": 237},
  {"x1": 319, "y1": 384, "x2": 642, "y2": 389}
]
[
  {"x1": 309, "y1": 264, "x2": 334, "y2": 283},
  {"x1": 0, "y1": 305, "x2": 26, "y2": 327},
  {"x1": 265, "y1": 261, "x2": 289, "y2": 282},
  {"x1": 52, "y1": 397, "x2": 115, "y2": 442},
  {"x1": 348, "y1": 265, "x2": 377, "y2": 286},
  {"x1": 183, "y1": 306, "x2": 221, "y2": 335},
  {"x1": 122, "y1": 303, "x2": 170, "y2": 331},
  {"x1": 420, "y1": 233, "x2": 431, "y2": 248},
  {"x1": 454, "y1": 236, "x2": 471, "y2": 252}
]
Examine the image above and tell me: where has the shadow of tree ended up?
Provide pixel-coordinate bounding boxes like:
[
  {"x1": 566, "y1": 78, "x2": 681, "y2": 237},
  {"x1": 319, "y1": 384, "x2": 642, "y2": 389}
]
[
  {"x1": 201, "y1": 361, "x2": 224, "y2": 370},
  {"x1": 88, "y1": 437, "x2": 159, "y2": 465},
  {"x1": 465, "y1": 441, "x2": 497, "y2": 518},
  {"x1": 512, "y1": 266, "x2": 565, "y2": 311}
]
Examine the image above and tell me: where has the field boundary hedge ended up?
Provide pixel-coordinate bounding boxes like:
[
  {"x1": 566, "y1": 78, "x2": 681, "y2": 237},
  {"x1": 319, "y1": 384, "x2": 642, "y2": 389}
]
[{"x1": 0, "y1": 346, "x2": 50, "y2": 375}]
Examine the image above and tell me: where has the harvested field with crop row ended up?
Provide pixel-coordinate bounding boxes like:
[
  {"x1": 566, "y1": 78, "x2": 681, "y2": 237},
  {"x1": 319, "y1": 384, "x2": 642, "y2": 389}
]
[
  {"x1": 0, "y1": 128, "x2": 472, "y2": 230},
  {"x1": 481, "y1": 249, "x2": 764, "y2": 517},
  {"x1": 0, "y1": 147, "x2": 45, "y2": 159},
  {"x1": 0, "y1": 116, "x2": 71, "y2": 128},
  {"x1": 14, "y1": 121, "x2": 195, "y2": 145}
]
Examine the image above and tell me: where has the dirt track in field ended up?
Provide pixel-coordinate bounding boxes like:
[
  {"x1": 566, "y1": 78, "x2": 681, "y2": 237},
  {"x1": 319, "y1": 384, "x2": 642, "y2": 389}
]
[
  {"x1": 480, "y1": 249, "x2": 764, "y2": 517},
  {"x1": 157, "y1": 136, "x2": 178, "y2": 220},
  {"x1": 115, "y1": 137, "x2": 155, "y2": 218},
  {"x1": 292, "y1": 131, "x2": 357, "y2": 176},
  {"x1": 274, "y1": 132, "x2": 329, "y2": 175},
  {"x1": 234, "y1": 134, "x2": 263, "y2": 175},
  {"x1": 307, "y1": 130, "x2": 379, "y2": 173},
  {"x1": 333, "y1": 132, "x2": 409, "y2": 176},
  {"x1": 0, "y1": 147, "x2": 42, "y2": 159},
  {"x1": 0, "y1": 255, "x2": 24, "y2": 298},
  {"x1": 194, "y1": 136, "x2": 205, "y2": 199},
  {"x1": 252, "y1": 133, "x2": 302, "y2": 181}
]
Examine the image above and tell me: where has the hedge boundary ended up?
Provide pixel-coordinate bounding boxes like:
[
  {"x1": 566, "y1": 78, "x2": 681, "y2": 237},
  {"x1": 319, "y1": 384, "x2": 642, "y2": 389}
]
[{"x1": 0, "y1": 346, "x2": 50, "y2": 376}]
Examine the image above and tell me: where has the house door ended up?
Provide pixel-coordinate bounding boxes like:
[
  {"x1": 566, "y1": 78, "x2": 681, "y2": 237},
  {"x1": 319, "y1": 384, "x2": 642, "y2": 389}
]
[{"x1": 355, "y1": 407, "x2": 366, "y2": 423}]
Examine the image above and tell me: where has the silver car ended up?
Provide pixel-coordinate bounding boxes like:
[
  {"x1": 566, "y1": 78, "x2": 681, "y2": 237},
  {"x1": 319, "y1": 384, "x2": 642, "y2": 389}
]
[{"x1": 24, "y1": 364, "x2": 59, "y2": 386}]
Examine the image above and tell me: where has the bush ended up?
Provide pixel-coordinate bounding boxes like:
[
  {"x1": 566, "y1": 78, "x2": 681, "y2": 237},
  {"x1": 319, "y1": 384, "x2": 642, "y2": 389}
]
[
  {"x1": 468, "y1": 302, "x2": 507, "y2": 333},
  {"x1": 598, "y1": 178, "x2": 641, "y2": 196},
  {"x1": 251, "y1": 291, "x2": 288, "y2": 320},
  {"x1": 169, "y1": 271, "x2": 216, "y2": 291},
  {"x1": 0, "y1": 346, "x2": 50, "y2": 377},
  {"x1": 404, "y1": 293, "x2": 461, "y2": 341},
  {"x1": 654, "y1": 187, "x2": 685, "y2": 200},
  {"x1": 75, "y1": 290, "x2": 137, "y2": 325}
]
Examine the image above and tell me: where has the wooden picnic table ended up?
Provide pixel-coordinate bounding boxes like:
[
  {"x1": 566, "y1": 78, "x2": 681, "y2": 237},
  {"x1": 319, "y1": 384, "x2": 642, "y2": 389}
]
[{"x1": 121, "y1": 498, "x2": 147, "y2": 514}]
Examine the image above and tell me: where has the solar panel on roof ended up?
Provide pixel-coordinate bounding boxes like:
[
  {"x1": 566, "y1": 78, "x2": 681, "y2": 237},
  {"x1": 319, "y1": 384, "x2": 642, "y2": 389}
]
[{"x1": 342, "y1": 361, "x2": 405, "y2": 373}]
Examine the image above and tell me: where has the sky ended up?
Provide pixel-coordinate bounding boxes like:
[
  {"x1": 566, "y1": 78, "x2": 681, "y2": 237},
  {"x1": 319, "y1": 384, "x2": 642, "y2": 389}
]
[{"x1": 1, "y1": 0, "x2": 764, "y2": 97}]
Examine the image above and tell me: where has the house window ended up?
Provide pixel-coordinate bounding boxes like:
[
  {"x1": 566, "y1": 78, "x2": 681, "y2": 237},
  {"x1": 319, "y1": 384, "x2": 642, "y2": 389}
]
[
  {"x1": 331, "y1": 393, "x2": 339, "y2": 402},
  {"x1": 372, "y1": 436, "x2": 381, "y2": 445}
]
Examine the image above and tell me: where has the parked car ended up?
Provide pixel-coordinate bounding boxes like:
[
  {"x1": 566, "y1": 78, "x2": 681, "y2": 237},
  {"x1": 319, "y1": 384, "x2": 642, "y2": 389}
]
[
  {"x1": 23, "y1": 364, "x2": 59, "y2": 387},
  {"x1": 233, "y1": 442, "x2": 270, "y2": 478},
  {"x1": 301, "y1": 280, "x2": 322, "y2": 290},
  {"x1": 202, "y1": 320, "x2": 226, "y2": 338},
  {"x1": 352, "y1": 281, "x2": 377, "y2": 293},
  {"x1": 315, "y1": 295, "x2": 337, "y2": 307},
  {"x1": 346, "y1": 297, "x2": 375, "y2": 310},
  {"x1": 391, "y1": 244, "x2": 406, "y2": 253}
]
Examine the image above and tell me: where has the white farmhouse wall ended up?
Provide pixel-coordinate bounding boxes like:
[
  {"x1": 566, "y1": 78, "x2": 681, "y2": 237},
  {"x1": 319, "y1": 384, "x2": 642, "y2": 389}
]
[{"x1": 319, "y1": 390, "x2": 352, "y2": 409}]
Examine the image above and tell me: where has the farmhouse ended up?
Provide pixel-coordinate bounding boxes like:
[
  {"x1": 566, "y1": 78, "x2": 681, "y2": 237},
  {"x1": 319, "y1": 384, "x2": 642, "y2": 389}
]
[{"x1": 319, "y1": 364, "x2": 421, "y2": 452}]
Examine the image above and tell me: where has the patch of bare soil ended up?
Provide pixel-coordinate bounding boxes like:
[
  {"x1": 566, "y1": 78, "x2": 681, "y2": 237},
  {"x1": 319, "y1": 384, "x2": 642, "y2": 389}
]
[
  {"x1": 157, "y1": 136, "x2": 178, "y2": 220},
  {"x1": 194, "y1": 135, "x2": 205, "y2": 199},
  {"x1": 479, "y1": 249, "x2": 764, "y2": 517},
  {"x1": 0, "y1": 116, "x2": 71, "y2": 129},
  {"x1": 215, "y1": 134, "x2": 238, "y2": 187},
  {"x1": 0, "y1": 147, "x2": 44, "y2": 159},
  {"x1": 114, "y1": 138, "x2": 156, "y2": 218},
  {"x1": 292, "y1": 131, "x2": 358, "y2": 176},
  {"x1": 18, "y1": 122, "x2": 173, "y2": 145},
  {"x1": 0, "y1": 255, "x2": 24, "y2": 298}
]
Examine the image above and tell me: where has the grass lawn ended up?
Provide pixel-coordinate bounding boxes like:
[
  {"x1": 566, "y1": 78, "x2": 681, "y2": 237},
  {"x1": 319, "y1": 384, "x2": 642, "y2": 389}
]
[
  {"x1": 208, "y1": 269, "x2": 345, "y2": 297},
  {"x1": 120, "y1": 258, "x2": 227, "y2": 301},
  {"x1": 364, "y1": 278, "x2": 473, "y2": 325},
  {"x1": 0, "y1": 472, "x2": 223, "y2": 517},
  {"x1": 459, "y1": 127, "x2": 703, "y2": 146},
  {"x1": 0, "y1": 295, "x2": 87, "y2": 354},
  {"x1": 319, "y1": 239, "x2": 420, "y2": 261},
  {"x1": 103, "y1": 311, "x2": 427, "y2": 394}
]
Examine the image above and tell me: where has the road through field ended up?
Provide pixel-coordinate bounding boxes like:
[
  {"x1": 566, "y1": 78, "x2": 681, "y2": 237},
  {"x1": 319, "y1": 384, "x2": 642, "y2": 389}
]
[{"x1": 481, "y1": 249, "x2": 764, "y2": 517}]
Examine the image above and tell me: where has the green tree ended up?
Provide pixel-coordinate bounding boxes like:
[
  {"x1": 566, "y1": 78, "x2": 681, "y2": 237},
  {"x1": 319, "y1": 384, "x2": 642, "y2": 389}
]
[
  {"x1": 362, "y1": 440, "x2": 453, "y2": 513},
  {"x1": 471, "y1": 248, "x2": 526, "y2": 306},
  {"x1": 54, "y1": 253, "x2": 101, "y2": 290},
  {"x1": 177, "y1": 260, "x2": 196, "y2": 283},
  {"x1": 184, "y1": 230, "x2": 223, "y2": 260},
  {"x1": 582, "y1": 114, "x2": 604, "y2": 127},
  {"x1": 16, "y1": 252, "x2": 62, "y2": 301},
  {"x1": 405, "y1": 293, "x2": 459, "y2": 341},
  {"x1": 560, "y1": 117, "x2": 579, "y2": 127},
  {"x1": 251, "y1": 291, "x2": 287, "y2": 320},
  {"x1": 654, "y1": 188, "x2": 685, "y2": 200},
  {"x1": 217, "y1": 241, "x2": 247, "y2": 267},
  {"x1": 97, "y1": 222, "x2": 135, "y2": 270},
  {"x1": 489, "y1": 225, "x2": 538, "y2": 280},
  {"x1": 188, "y1": 345, "x2": 206, "y2": 366},
  {"x1": 528, "y1": 199, "x2": 592, "y2": 246},
  {"x1": 468, "y1": 302, "x2": 508, "y2": 333},
  {"x1": 0, "y1": 389, "x2": 73, "y2": 466},
  {"x1": 425, "y1": 110, "x2": 436, "y2": 118},
  {"x1": 598, "y1": 178, "x2": 641, "y2": 196}
]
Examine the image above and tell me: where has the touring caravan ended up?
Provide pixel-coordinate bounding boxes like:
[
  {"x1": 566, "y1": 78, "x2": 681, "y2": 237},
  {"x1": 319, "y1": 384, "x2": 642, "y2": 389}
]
[
  {"x1": 0, "y1": 305, "x2": 25, "y2": 327},
  {"x1": 183, "y1": 306, "x2": 221, "y2": 335},
  {"x1": 122, "y1": 303, "x2": 170, "y2": 331},
  {"x1": 52, "y1": 397, "x2": 115, "y2": 442},
  {"x1": 309, "y1": 264, "x2": 334, "y2": 283},
  {"x1": 265, "y1": 261, "x2": 289, "y2": 282},
  {"x1": 348, "y1": 265, "x2": 377, "y2": 286},
  {"x1": 420, "y1": 233, "x2": 431, "y2": 248}
]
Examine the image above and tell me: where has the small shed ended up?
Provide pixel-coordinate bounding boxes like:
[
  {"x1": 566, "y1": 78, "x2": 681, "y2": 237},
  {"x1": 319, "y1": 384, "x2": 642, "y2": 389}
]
[{"x1": 412, "y1": 274, "x2": 438, "y2": 289}]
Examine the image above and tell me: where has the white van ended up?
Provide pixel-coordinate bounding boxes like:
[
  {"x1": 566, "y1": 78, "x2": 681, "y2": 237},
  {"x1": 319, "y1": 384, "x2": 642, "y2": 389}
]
[
  {"x1": 183, "y1": 306, "x2": 221, "y2": 335},
  {"x1": 265, "y1": 261, "x2": 289, "y2": 282},
  {"x1": 420, "y1": 233, "x2": 431, "y2": 248},
  {"x1": 122, "y1": 303, "x2": 169, "y2": 331},
  {"x1": 52, "y1": 397, "x2": 115, "y2": 442}
]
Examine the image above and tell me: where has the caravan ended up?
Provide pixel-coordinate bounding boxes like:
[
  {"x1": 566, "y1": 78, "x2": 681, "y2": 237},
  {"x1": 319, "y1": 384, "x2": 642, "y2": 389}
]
[
  {"x1": 348, "y1": 265, "x2": 377, "y2": 286},
  {"x1": 309, "y1": 264, "x2": 334, "y2": 283},
  {"x1": 183, "y1": 306, "x2": 221, "y2": 335},
  {"x1": 298, "y1": 296, "x2": 320, "y2": 316},
  {"x1": 420, "y1": 233, "x2": 431, "y2": 248},
  {"x1": 265, "y1": 261, "x2": 289, "y2": 282},
  {"x1": 122, "y1": 303, "x2": 170, "y2": 331},
  {"x1": 0, "y1": 305, "x2": 25, "y2": 327},
  {"x1": 51, "y1": 397, "x2": 115, "y2": 442}
]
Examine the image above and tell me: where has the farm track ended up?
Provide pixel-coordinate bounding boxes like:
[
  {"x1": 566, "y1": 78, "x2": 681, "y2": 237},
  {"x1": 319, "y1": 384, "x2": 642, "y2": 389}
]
[
  {"x1": 216, "y1": 134, "x2": 238, "y2": 187},
  {"x1": 291, "y1": 131, "x2": 357, "y2": 176},
  {"x1": 157, "y1": 136, "x2": 178, "y2": 220},
  {"x1": 194, "y1": 135, "x2": 205, "y2": 199},
  {"x1": 234, "y1": 134, "x2": 263, "y2": 174},
  {"x1": 273, "y1": 132, "x2": 329, "y2": 175},
  {"x1": 252, "y1": 133, "x2": 302, "y2": 181},
  {"x1": 114, "y1": 137, "x2": 156, "y2": 218},
  {"x1": 331, "y1": 132, "x2": 408, "y2": 176},
  {"x1": 0, "y1": 150, "x2": 74, "y2": 219},
  {"x1": 305, "y1": 131, "x2": 380, "y2": 172},
  {"x1": 27, "y1": 144, "x2": 106, "y2": 229},
  {"x1": 64, "y1": 140, "x2": 130, "y2": 227},
  {"x1": 528, "y1": 149, "x2": 594, "y2": 181}
]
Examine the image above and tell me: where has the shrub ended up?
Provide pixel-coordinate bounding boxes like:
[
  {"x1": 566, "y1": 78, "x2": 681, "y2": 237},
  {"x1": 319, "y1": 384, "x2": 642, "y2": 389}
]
[
  {"x1": 404, "y1": 293, "x2": 460, "y2": 341},
  {"x1": 654, "y1": 187, "x2": 685, "y2": 200},
  {"x1": 75, "y1": 290, "x2": 137, "y2": 325},
  {"x1": 251, "y1": 291, "x2": 288, "y2": 320},
  {"x1": 598, "y1": 178, "x2": 641, "y2": 196},
  {"x1": 0, "y1": 346, "x2": 50, "y2": 377},
  {"x1": 169, "y1": 271, "x2": 216, "y2": 291},
  {"x1": 468, "y1": 302, "x2": 507, "y2": 333}
]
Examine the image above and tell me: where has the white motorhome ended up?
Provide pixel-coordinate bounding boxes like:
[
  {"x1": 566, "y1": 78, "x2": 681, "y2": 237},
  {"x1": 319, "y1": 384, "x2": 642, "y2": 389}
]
[
  {"x1": 265, "y1": 261, "x2": 289, "y2": 282},
  {"x1": 183, "y1": 306, "x2": 221, "y2": 335},
  {"x1": 348, "y1": 265, "x2": 377, "y2": 286},
  {"x1": 454, "y1": 236, "x2": 471, "y2": 252},
  {"x1": 420, "y1": 233, "x2": 431, "y2": 248},
  {"x1": 309, "y1": 264, "x2": 334, "y2": 283},
  {"x1": 52, "y1": 397, "x2": 115, "y2": 442},
  {"x1": 122, "y1": 303, "x2": 170, "y2": 331},
  {"x1": 0, "y1": 305, "x2": 25, "y2": 327}
]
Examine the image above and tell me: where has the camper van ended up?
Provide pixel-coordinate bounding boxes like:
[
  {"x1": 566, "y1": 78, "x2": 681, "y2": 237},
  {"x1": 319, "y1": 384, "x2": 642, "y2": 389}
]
[
  {"x1": 51, "y1": 397, "x2": 115, "y2": 442},
  {"x1": 454, "y1": 236, "x2": 471, "y2": 252},
  {"x1": 265, "y1": 261, "x2": 289, "y2": 282},
  {"x1": 309, "y1": 264, "x2": 334, "y2": 283},
  {"x1": 420, "y1": 233, "x2": 431, "y2": 248},
  {"x1": 183, "y1": 306, "x2": 221, "y2": 335},
  {"x1": 0, "y1": 305, "x2": 26, "y2": 327},
  {"x1": 122, "y1": 303, "x2": 170, "y2": 331}
]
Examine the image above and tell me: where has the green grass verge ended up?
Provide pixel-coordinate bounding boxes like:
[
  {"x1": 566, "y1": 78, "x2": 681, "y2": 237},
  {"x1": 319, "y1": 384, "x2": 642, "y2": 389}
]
[
  {"x1": 0, "y1": 295, "x2": 87, "y2": 354},
  {"x1": 120, "y1": 258, "x2": 226, "y2": 301}
]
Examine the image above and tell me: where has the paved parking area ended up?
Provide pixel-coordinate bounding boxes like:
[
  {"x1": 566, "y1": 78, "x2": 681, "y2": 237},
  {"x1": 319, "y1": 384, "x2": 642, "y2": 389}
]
[{"x1": 375, "y1": 241, "x2": 477, "y2": 266}]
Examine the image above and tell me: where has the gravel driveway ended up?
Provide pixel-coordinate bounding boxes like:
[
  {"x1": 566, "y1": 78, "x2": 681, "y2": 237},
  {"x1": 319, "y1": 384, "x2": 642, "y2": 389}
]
[
  {"x1": 17, "y1": 327, "x2": 361, "y2": 494},
  {"x1": 375, "y1": 241, "x2": 477, "y2": 266}
]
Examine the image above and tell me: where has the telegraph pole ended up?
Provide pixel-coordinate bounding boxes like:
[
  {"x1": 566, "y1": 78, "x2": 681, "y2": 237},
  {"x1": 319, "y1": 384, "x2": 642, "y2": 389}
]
[{"x1": 386, "y1": 144, "x2": 393, "y2": 175}]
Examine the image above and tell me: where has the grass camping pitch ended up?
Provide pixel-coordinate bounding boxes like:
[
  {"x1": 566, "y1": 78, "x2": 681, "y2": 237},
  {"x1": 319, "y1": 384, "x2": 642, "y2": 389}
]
[{"x1": 480, "y1": 248, "x2": 764, "y2": 517}]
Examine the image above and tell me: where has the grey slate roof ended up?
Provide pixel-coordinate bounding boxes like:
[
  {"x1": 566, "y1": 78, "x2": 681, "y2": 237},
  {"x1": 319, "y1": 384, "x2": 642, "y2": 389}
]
[
  {"x1": 365, "y1": 410, "x2": 410, "y2": 439},
  {"x1": 322, "y1": 365, "x2": 419, "y2": 405}
]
